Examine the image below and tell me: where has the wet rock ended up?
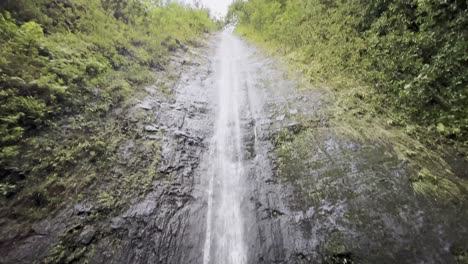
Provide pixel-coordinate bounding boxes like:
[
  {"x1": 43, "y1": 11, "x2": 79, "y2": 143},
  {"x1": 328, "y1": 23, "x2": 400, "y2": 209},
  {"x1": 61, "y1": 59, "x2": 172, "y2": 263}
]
[
  {"x1": 32, "y1": 222, "x2": 51, "y2": 236},
  {"x1": 126, "y1": 199, "x2": 157, "y2": 217},
  {"x1": 263, "y1": 208, "x2": 285, "y2": 219},
  {"x1": 297, "y1": 95, "x2": 308, "y2": 102},
  {"x1": 145, "y1": 125, "x2": 159, "y2": 132},
  {"x1": 276, "y1": 114, "x2": 286, "y2": 121},
  {"x1": 119, "y1": 140, "x2": 135, "y2": 161},
  {"x1": 174, "y1": 130, "x2": 202, "y2": 143},
  {"x1": 144, "y1": 86, "x2": 157, "y2": 95},
  {"x1": 110, "y1": 217, "x2": 124, "y2": 230},
  {"x1": 158, "y1": 110, "x2": 186, "y2": 129},
  {"x1": 180, "y1": 44, "x2": 189, "y2": 52},
  {"x1": 169, "y1": 56, "x2": 186, "y2": 65},
  {"x1": 243, "y1": 132, "x2": 256, "y2": 160},
  {"x1": 128, "y1": 115, "x2": 140, "y2": 123},
  {"x1": 285, "y1": 121, "x2": 304, "y2": 134},
  {"x1": 73, "y1": 203, "x2": 94, "y2": 216},
  {"x1": 169, "y1": 103, "x2": 183, "y2": 110},
  {"x1": 136, "y1": 102, "x2": 153, "y2": 110},
  {"x1": 78, "y1": 226, "x2": 96, "y2": 245},
  {"x1": 289, "y1": 109, "x2": 298, "y2": 115},
  {"x1": 188, "y1": 101, "x2": 209, "y2": 115},
  {"x1": 265, "y1": 179, "x2": 278, "y2": 184},
  {"x1": 147, "y1": 135, "x2": 163, "y2": 141}
]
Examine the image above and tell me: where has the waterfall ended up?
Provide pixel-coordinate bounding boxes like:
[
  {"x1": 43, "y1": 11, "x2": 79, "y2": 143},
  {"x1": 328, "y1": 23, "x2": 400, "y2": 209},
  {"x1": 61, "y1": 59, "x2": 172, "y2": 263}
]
[{"x1": 203, "y1": 30, "x2": 247, "y2": 264}]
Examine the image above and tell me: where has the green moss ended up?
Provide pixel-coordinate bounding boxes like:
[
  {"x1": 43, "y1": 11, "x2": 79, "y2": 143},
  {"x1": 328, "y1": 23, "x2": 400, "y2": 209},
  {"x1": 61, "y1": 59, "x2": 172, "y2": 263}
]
[
  {"x1": 43, "y1": 243, "x2": 68, "y2": 264},
  {"x1": 450, "y1": 243, "x2": 468, "y2": 264},
  {"x1": 97, "y1": 191, "x2": 116, "y2": 210},
  {"x1": 410, "y1": 168, "x2": 463, "y2": 203},
  {"x1": 43, "y1": 229, "x2": 90, "y2": 264},
  {"x1": 159, "y1": 83, "x2": 172, "y2": 96},
  {"x1": 322, "y1": 232, "x2": 354, "y2": 264},
  {"x1": 454, "y1": 250, "x2": 468, "y2": 264}
]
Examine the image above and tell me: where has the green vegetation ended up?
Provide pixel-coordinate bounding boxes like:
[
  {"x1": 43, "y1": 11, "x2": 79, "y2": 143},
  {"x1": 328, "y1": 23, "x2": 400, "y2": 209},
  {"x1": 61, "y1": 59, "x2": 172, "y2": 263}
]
[
  {"x1": 228, "y1": 0, "x2": 468, "y2": 153},
  {"x1": 410, "y1": 167, "x2": 463, "y2": 202},
  {"x1": 0, "y1": 0, "x2": 214, "y2": 218}
]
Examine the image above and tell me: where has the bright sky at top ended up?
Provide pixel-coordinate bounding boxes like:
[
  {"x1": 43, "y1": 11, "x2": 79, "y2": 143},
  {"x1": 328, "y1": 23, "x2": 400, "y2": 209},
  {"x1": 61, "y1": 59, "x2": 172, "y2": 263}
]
[{"x1": 180, "y1": 0, "x2": 234, "y2": 18}]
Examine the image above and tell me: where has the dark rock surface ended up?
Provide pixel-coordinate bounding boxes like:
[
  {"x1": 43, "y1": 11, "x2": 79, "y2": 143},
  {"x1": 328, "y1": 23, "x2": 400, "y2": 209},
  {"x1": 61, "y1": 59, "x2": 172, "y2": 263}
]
[
  {"x1": 85, "y1": 36, "x2": 218, "y2": 264},
  {"x1": 240, "y1": 44, "x2": 468, "y2": 264}
]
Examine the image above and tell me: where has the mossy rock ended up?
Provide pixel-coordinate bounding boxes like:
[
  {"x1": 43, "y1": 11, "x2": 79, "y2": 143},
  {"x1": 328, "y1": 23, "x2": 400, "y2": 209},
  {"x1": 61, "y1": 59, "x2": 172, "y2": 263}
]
[{"x1": 322, "y1": 232, "x2": 354, "y2": 264}]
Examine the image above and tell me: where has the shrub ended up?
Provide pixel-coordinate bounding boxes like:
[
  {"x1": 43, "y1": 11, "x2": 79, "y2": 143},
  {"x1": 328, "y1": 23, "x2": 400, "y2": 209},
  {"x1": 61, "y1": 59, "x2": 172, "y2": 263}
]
[{"x1": 229, "y1": 0, "x2": 468, "y2": 146}]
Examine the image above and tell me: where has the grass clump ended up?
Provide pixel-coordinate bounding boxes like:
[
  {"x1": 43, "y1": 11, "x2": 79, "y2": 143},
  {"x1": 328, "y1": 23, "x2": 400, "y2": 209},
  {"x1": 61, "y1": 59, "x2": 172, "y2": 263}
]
[{"x1": 410, "y1": 168, "x2": 463, "y2": 203}]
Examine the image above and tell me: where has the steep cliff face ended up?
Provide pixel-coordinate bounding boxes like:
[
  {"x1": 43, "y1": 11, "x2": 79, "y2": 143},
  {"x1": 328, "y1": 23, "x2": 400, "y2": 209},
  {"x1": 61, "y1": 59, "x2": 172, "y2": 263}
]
[
  {"x1": 1, "y1": 1, "x2": 467, "y2": 261},
  {"x1": 2, "y1": 30, "x2": 466, "y2": 264}
]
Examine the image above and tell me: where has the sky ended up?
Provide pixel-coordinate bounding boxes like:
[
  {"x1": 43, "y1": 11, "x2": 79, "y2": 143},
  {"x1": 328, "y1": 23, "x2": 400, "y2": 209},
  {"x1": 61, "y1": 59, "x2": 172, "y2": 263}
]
[{"x1": 181, "y1": 0, "x2": 234, "y2": 18}]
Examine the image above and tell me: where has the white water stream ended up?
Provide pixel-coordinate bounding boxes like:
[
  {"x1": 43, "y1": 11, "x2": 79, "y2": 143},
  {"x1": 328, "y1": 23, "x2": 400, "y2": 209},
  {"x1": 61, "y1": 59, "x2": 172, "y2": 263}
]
[{"x1": 203, "y1": 30, "x2": 248, "y2": 264}]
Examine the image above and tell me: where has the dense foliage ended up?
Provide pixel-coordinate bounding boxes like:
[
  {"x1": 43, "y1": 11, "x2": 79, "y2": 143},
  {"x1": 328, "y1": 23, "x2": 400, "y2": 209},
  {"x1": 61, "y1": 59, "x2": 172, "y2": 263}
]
[
  {"x1": 228, "y1": 0, "x2": 467, "y2": 147},
  {"x1": 0, "y1": 0, "x2": 214, "y2": 203}
]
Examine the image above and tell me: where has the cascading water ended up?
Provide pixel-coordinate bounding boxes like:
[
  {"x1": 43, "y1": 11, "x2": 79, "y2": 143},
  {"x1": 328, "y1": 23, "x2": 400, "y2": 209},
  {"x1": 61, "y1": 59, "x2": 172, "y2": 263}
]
[{"x1": 203, "y1": 29, "x2": 248, "y2": 264}]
